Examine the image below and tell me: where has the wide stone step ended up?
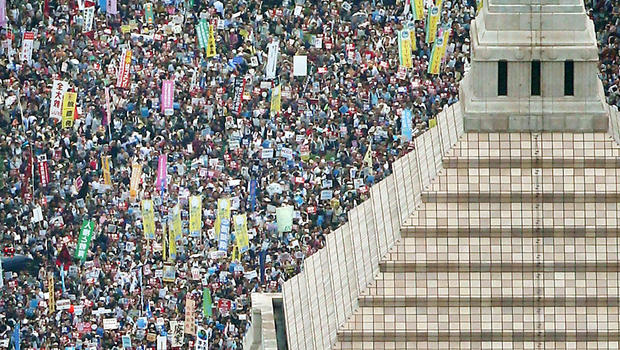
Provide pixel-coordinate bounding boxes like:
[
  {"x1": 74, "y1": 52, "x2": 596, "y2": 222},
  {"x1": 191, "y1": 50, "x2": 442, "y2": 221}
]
[
  {"x1": 360, "y1": 271, "x2": 620, "y2": 301},
  {"x1": 338, "y1": 305, "x2": 620, "y2": 335},
  {"x1": 382, "y1": 236, "x2": 620, "y2": 265},
  {"x1": 428, "y1": 167, "x2": 620, "y2": 193},
  {"x1": 442, "y1": 157, "x2": 620, "y2": 169},
  {"x1": 337, "y1": 331, "x2": 620, "y2": 342},
  {"x1": 332, "y1": 340, "x2": 620, "y2": 349},
  {"x1": 358, "y1": 296, "x2": 620, "y2": 307},
  {"x1": 406, "y1": 202, "x2": 620, "y2": 228},
  {"x1": 401, "y1": 225, "x2": 620, "y2": 237},
  {"x1": 379, "y1": 261, "x2": 620, "y2": 272},
  {"x1": 421, "y1": 191, "x2": 620, "y2": 203}
]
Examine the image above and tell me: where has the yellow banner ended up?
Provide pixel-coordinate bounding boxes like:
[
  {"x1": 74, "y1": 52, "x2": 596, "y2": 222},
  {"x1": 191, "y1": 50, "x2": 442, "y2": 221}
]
[
  {"x1": 189, "y1": 195, "x2": 202, "y2": 237},
  {"x1": 399, "y1": 30, "x2": 413, "y2": 69},
  {"x1": 270, "y1": 85, "x2": 281, "y2": 116},
  {"x1": 206, "y1": 24, "x2": 217, "y2": 58},
  {"x1": 425, "y1": 6, "x2": 440, "y2": 44},
  {"x1": 61, "y1": 92, "x2": 77, "y2": 129},
  {"x1": 234, "y1": 214, "x2": 249, "y2": 255},
  {"x1": 413, "y1": 0, "x2": 424, "y2": 20},
  {"x1": 215, "y1": 198, "x2": 231, "y2": 237},
  {"x1": 141, "y1": 200, "x2": 156, "y2": 240},
  {"x1": 129, "y1": 163, "x2": 142, "y2": 201},
  {"x1": 48, "y1": 274, "x2": 55, "y2": 314},
  {"x1": 168, "y1": 220, "x2": 176, "y2": 261},
  {"x1": 101, "y1": 155, "x2": 112, "y2": 186},
  {"x1": 435, "y1": 0, "x2": 444, "y2": 11},
  {"x1": 172, "y1": 204, "x2": 182, "y2": 241},
  {"x1": 428, "y1": 29, "x2": 450, "y2": 75}
]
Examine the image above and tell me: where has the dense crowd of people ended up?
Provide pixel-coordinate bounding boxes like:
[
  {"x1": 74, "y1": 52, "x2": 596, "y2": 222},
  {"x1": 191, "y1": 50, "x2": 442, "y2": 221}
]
[{"x1": 0, "y1": 0, "x2": 616, "y2": 349}]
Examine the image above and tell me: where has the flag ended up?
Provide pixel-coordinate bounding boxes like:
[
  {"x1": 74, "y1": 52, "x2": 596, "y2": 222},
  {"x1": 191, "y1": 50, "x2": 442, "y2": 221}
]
[
  {"x1": 425, "y1": 6, "x2": 440, "y2": 43},
  {"x1": 398, "y1": 30, "x2": 413, "y2": 68},
  {"x1": 428, "y1": 28, "x2": 450, "y2": 75},
  {"x1": 141, "y1": 200, "x2": 156, "y2": 240},
  {"x1": 160, "y1": 80, "x2": 174, "y2": 115},
  {"x1": 270, "y1": 85, "x2": 281, "y2": 116},
  {"x1": 61, "y1": 92, "x2": 77, "y2": 129},
  {"x1": 206, "y1": 23, "x2": 217, "y2": 57},
  {"x1": 202, "y1": 288, "x2": 212, "y2": 318},
  {"x1": 189, "y1": 195, "x2": 202, "y2": 238},
  {"x1": 116, "y1": 49, "x2": 132, "y2": 88},
  {"x1": 234, "y1": 214, "x2": 249, "y2": 254},
  {"x1": 75, "y1": 220, "x2": 95, "y2": 261}
]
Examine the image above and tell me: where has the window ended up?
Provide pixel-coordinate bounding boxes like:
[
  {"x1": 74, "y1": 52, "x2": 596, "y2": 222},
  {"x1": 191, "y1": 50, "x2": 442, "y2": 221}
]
[
  {"x1": 531, "y1": 60, "x2": 541, "y2": 96},
  {"x1": 564, "y1": 60, "x2": 574, "y2": 96},
  {"x1": 498, "y1": 60, "x2": 507, "y2": 96}
]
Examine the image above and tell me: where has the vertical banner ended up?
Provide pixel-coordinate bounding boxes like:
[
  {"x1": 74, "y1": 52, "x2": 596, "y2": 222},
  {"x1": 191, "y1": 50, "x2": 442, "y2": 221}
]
[
  {"x1": 101, "y1": 155, "x2": 112, "y2": 186},
  {"x1": 48, "y1": 274, "x2": 54, "y2": 314},
  {"x1": 234, "y1": 214, "x2": 249, "y2": 254},
  {"x1": 215, "y1": 198, "x2": 231, "y2": 237},
  {"x1": 425, "y1": 6, "x2": 440, "y2": 43},
  {"x1": 144, "y1": 3, "x2": 154, "y2": 25},
  {"x1": 398, "y1": 30, "x2": 413, "y2": 69},
  {"x1": 249, "y1": 179, "x2": 257, "y2": 211},
  {"x1": 0, "y1": 0, "x2": 6, "y2": 28},
  {"x1": 168, "y1": 219, "x2": 177, "y2": 260},
  {"x1": 402, "y1": 108, "x2": 413, "y2": 141},
  {"x1": 231, "y1": 76, "x2": 246, "y2": 117},
  {"x1": 169, "y1": 321, "x2": 183, "y2": 347},
  {"x1": 83, "y1": 5, "x2": 95, "y2": 32},
  {"x1": 49, "y1": 80, "x2": 69, "y2": 120},
  {"x1": 265, "y1": 41, "x2": 279, "y2": 80},
  {"x1": 116, "y1": 49, "x2": 132, "y2": 89},
  {"x1": 412, "y1": 0, "x2": 424, "y2": 20},
  {"x1": 161, "y1": 222, "x2": 167, "y2": 261},
  {"x1": 270, "y1": 85, "x2": 281, "y2": 116},
  {"x1": 141, "y1": 200, "x2": 156, "y2": 240},
  {"x1": 75, "y1": 220, "x2": 95, "y2": 261},
  {"x1": 276, "y1": 206, "x2": 294, "y2": 233},
  {"x1": 183, "y1": 297, "x2": 196, "y2": 335},
  {"x1": 217, "y1": 218, "x2": 231, "y2": 252},
  {"x1": 160, "y1": 80, "x2": 174, "y2": 115},
  {"x1": 206, "y1": 23, "x2": 217, "y2": 57},
  {"x1": 202, "y1": 288, "x2": 212, "y2": 318},
  {"x1": 157, "y1": 335, "x2": 167, "y2": 350},
  {"x1": 196, "y1": 19, "x2": 208, "y2": 49},
  {"x1": 155, "y1": 154, "x2": 167, "y2": 191},
  {"x1": 20, "y1": 32, "x2": 34, "y2": 64},
  {"x1": 37, "y1": 155, "x2": 50, "y2": 187},
  {"x1": 129, "y1": 162, "x2": 142, "y2": 201},
  {"x1": 104, "y1": 87, "x2": 111, "y2": 126},
  {"x1": 428, "y1": 29, "x2": 450, "y2": 75},
  {"x1": 107, "y1": 0, "x2": 117, "y2": 15},
  {"x1": 61, "y1": 92, "x2": 77, "y2": 129},
  {"x1": 189, "y1": 196, "x2": 202, "y2": 238},
  {"x1": 477, "y1": 0, "x2": 483, "y2": 14},
  {"x1": 171, "y1": 204, "x2": 182, "y2": 241}
]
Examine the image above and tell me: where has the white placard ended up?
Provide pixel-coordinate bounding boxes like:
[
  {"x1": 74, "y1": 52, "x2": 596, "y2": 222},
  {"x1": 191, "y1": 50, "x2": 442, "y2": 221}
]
[
  {"x1": 261, "y1": 148, "x2": 274, "y2": 159},
  {"x1": 293, "y1": 56, "x2": 307, "y2": 77},
  {"x1": 103, "y1": 318, "x2": 119, "y2": 330}
]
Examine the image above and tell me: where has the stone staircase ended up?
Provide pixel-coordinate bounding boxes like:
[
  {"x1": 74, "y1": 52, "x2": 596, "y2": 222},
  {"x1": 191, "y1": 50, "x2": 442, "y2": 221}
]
[{"x1": 333, "y1": 132, "x2": 620, "y2": 350}]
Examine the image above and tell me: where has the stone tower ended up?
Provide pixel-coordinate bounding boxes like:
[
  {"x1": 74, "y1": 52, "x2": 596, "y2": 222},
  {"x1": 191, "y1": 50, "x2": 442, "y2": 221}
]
[{"x1": 460, "y1": 0, "x2": 609, "y2": 131}]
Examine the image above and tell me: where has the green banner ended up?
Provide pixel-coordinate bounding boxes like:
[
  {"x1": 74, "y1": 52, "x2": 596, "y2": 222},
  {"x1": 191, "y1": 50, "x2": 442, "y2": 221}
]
[
  {"x1": 75, "y1": 220, "x2": 95, "y2": 261},
  {"x1": 197, "y1": 19, "x2": 209, "y2": 49},
  {"x1": 203, "y1": 288, "x2": 212, "y2": 318}
]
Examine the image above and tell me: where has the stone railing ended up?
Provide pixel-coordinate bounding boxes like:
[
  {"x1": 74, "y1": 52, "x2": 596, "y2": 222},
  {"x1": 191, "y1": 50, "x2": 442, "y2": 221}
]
[
  {"x1": 607, "y1": 104, "x2": 620, "y2": 145},
  {"x1": 280, "y1": 102, "x2": 465, "y2": 349}
]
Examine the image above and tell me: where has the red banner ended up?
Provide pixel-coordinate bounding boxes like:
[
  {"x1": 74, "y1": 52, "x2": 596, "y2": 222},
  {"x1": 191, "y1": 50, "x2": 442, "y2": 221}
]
[{"x1": 38, "y1": 155, "x2": 50, "y2": 187}]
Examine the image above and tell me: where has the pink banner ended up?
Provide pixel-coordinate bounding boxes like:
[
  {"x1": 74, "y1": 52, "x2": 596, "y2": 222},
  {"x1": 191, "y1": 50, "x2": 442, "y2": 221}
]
[
  {"x1": 155, "y1": 154, "x2": 167, "y2": 190},
  {"x1": 104, "y1": 87, "x2": 111, "y2": 126},
  {"x1": 160, "y1": 80, "x2": 174, "y2": 114}
]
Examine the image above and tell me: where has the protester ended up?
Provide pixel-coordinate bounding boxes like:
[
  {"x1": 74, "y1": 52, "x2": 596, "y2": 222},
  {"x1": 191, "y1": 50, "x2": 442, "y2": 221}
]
[{"x1": 0, "y1": 0, "x2": 614, "y2": 349}]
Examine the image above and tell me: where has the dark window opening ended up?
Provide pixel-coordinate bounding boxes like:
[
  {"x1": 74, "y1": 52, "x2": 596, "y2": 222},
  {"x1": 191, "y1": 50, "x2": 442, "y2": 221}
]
[
  {"x1": 531, "y1": 60, "x2": 541, "y2": 96},
  {"x1": 564, "y1": 60, "x2": 574, "y2": 96},
  {"x1": 498, "y1": 60, "x2": 508, "y2": 96}
]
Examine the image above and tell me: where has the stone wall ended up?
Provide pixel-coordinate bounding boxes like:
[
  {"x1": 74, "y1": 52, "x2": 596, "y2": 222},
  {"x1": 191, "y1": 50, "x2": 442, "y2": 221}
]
[{"x1": 280, "y1": 103, "x2": 465, "y2": 350}]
